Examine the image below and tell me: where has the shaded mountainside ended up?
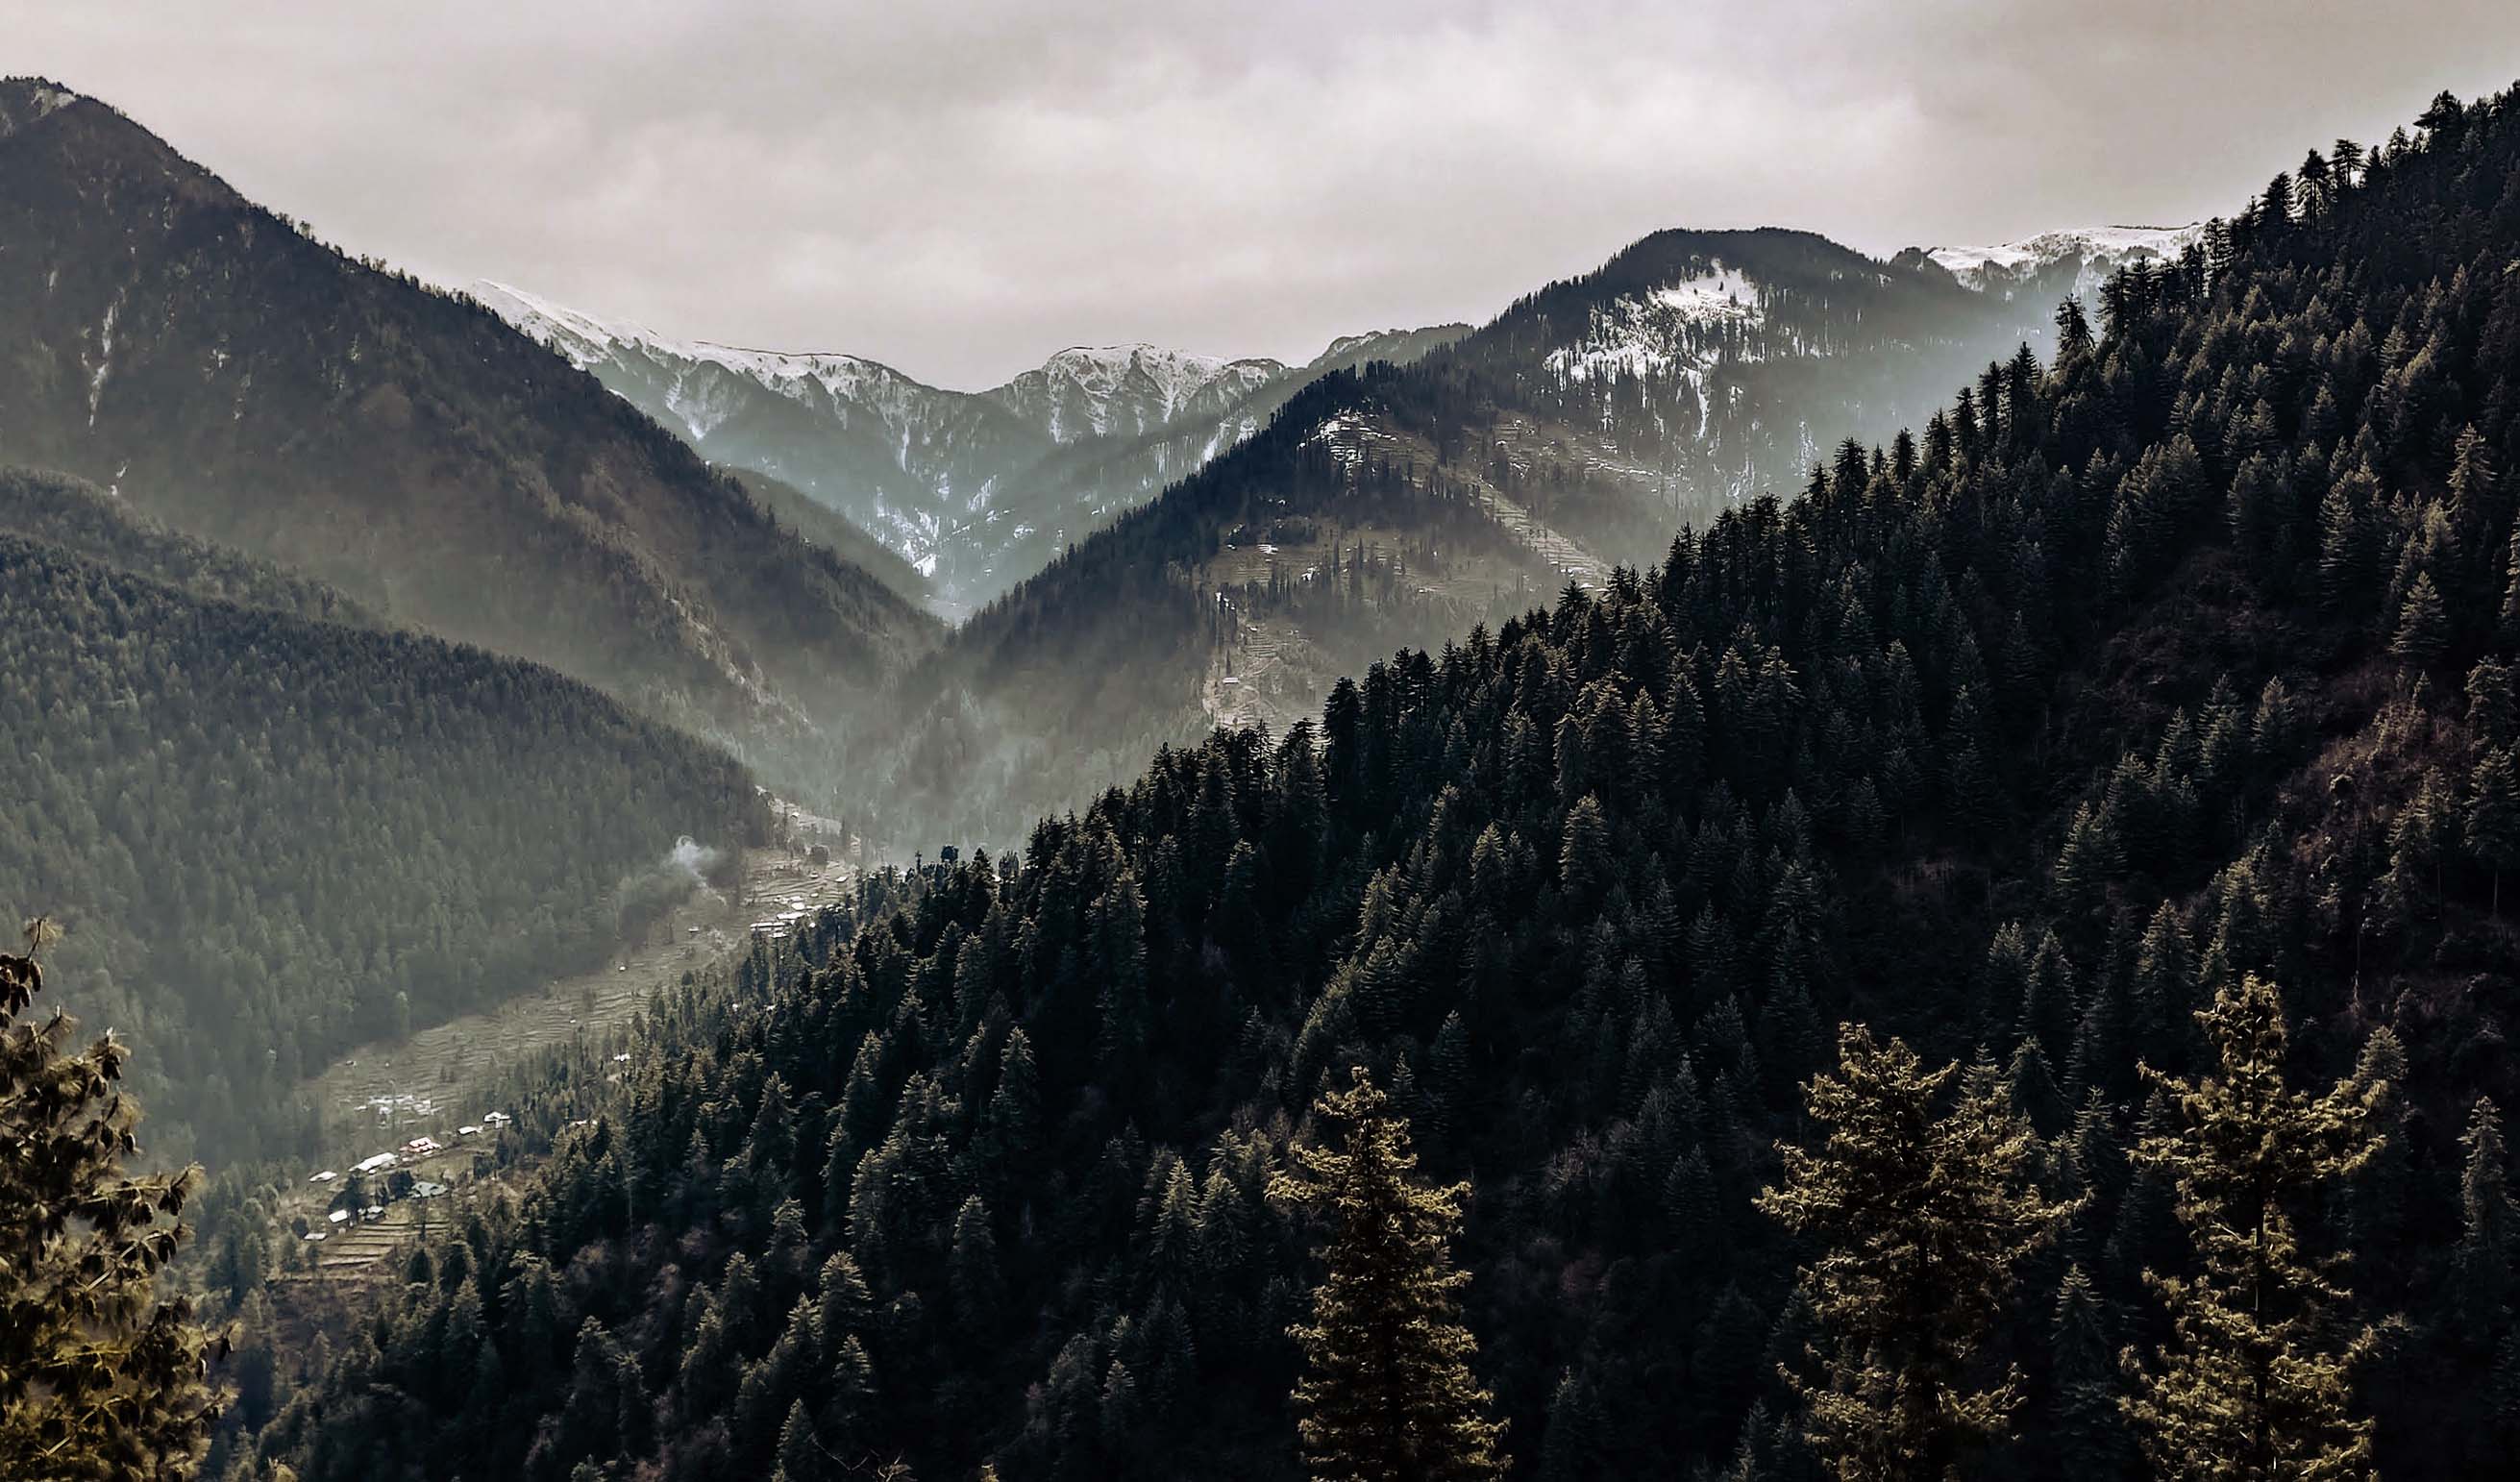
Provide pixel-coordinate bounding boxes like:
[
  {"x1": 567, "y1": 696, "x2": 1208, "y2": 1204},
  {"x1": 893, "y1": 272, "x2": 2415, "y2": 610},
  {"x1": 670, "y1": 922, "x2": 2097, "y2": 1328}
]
[
  {"x1": 0, "y1": 463, "x2": 377, "y2": 626},
  {"x1": 0, "y1": 529, "x2": 772, "y2": 1169},
  {"x1": 230, "y1": 83, "x2": 2520, "y2": 1482},
  {"x1": 897, "y1": 229, "x2": 2066, "y2": 843},
  {"x1": 477, "y1": 277, "x2": 1468, "y2": 612},
  {"x1": 0, "y1": 80, "x2": 939, "y2": 787}
]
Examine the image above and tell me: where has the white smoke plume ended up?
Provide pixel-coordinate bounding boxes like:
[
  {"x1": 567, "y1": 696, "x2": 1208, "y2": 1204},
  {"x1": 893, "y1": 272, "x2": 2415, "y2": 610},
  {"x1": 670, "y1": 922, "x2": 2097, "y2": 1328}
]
[{"x1": 668, "y1": 835, "x2": 722, "y2": 886}]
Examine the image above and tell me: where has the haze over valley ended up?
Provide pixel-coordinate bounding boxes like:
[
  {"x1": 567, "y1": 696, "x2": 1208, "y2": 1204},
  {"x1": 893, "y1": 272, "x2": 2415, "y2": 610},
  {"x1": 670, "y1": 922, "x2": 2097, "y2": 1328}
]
[{"x1": 5, "y1": 9, "x2": 2520, "y2": 1481}]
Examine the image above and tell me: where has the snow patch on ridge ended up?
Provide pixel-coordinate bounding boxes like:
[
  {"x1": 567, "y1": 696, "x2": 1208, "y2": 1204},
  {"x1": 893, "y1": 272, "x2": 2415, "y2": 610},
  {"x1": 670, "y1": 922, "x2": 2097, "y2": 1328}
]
[{"x1": 1546, "y1": 262, "x2": 1765, "y2": 386}]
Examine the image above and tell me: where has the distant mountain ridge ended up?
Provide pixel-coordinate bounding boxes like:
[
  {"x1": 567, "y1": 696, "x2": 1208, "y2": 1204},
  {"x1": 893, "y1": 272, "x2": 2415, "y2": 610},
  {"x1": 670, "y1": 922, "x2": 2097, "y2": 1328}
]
[
  {"x1": 473, "y1": 277, "x2": 1467, "y2": 607},
  {"x1": 983, "y1": 343, "x2": 1290, "y2": 441}
]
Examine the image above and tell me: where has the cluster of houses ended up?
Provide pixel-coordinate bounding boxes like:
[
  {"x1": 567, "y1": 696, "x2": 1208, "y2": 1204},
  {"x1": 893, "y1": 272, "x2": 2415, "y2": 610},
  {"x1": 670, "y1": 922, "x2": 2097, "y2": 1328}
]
[
  {"x1": 299, "y1": 1110, "x2": 511, "y2": 1242},
  {"x1": 749, "y1": 892, "x2": 818, "y2": 940}
]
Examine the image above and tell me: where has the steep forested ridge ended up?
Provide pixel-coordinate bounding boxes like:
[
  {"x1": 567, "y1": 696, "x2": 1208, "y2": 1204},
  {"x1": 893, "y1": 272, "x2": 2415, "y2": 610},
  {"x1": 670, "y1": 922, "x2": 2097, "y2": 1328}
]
[
  {"x1": 227, "y1": 83, "x2": 2520, "y2": 1482},
  {"x1": 0, "y1": 531, "x2": 771, "y2": 1167},
  {"x1": 0, "y1": 464, "x2": 377, "y2": 626},
  {"x1": 0, "y1": 79, "x2": 939, "y2": 789}
]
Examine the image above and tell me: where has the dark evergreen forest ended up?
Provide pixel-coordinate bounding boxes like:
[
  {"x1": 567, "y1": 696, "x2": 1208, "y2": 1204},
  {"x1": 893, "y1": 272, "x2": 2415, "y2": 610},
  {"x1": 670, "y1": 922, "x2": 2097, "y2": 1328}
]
[
  {"x1": 0, "y1": 525, "x2": 770, "y2": 1168},
  {"x1": 216, "y1": 83, "x2": 2520, "y2": 1482}
]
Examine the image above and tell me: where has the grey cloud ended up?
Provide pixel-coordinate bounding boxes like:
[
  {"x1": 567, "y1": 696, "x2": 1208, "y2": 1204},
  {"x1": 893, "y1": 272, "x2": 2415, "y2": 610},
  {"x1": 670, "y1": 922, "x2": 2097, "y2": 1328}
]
[{"x1": 7, "y1": 0, "x2": 2516, "y2": 386}]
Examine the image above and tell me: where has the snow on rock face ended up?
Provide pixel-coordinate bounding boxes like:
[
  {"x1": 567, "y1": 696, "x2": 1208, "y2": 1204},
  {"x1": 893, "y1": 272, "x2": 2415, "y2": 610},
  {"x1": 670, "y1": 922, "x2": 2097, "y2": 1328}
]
[
  {"x1": 1923, "y1": 225, "x2": 2206, "y2": 300},
  {"x1": 985, "y1": 346, "x2": 1287, "y2": 442},
  {"x1": 1546, "y1": 261, "x2": 1766, "y2": 385},
  {"x1": 0, "y1": 81, "x2": 78, "y2": 139}
]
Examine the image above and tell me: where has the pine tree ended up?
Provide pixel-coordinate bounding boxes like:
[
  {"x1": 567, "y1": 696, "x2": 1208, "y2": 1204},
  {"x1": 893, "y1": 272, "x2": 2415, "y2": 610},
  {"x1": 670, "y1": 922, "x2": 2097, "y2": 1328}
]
[
  {"x1": 1, "y1": 918, "x2": 223, "y2": 1482},
  {"x1": 1758, "y1": 1025, "x2": 2070, "y2": 1481},
  {"x1": 2318, "y1": 478, "x2": 2374, "y2": 611},
  {"x1": 2121, "y1": 974, "x2": 2385, "y2": 1480},
  {"x1": 773, "y1": 1396, "x2": 828, "y2": 1482},
  {"x1": 2391, "y1": 572, "x2": 2451, "y2": 668},
  {"x1": 2503, "y1": 519, "x2": 2520, "y2": 644},
  {"x1": 950, "y1": 1194, "x2": 1005, "y2": 1339},
  {"x1": 2451, "y1": 1097, "x2": 2515, "y2": 1351},
  {"x1": 1269, "y1": 1067, "x2": 1505, "y2": 1482},
  {"x1": 2470, "y1": 659, "x2": 2519, "y2": 749},
  {"x1": 2050, "y1": 1265, "x2": 2134, "y2": 1481},
  {"x1": 2469, "y1": 747, "x2": 2520, "y2": 918}
]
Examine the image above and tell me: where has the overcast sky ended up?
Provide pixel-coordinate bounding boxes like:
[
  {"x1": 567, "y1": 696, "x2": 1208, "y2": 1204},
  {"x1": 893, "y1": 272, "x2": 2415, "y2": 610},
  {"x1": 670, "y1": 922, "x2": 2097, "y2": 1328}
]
[{"x1": 10, "y1": 1, "x2": 2519, "y2": 388}]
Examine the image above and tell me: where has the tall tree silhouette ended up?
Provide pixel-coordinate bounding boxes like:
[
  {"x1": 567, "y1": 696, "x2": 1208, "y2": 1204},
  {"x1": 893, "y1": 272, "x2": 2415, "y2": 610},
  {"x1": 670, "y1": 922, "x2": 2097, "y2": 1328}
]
[
  {"x1": 1271, "y1": 1067, "x2": 1505, "y2": 1482},
  {"x1": 1760, "y1": 1025, "x2": 2071, "y2": 1481},
  {"x1": 2121, "y1": 974, "x2": 2386, "y2": 1481},
  {"x1": 0, "y1": 917, "x2": 223, "y2": 1480}
]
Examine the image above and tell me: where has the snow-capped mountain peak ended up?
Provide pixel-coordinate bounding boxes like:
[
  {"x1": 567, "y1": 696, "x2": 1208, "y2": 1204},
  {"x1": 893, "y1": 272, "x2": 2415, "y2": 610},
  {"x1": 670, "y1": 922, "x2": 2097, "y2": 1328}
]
[{"x1": 1918, "y1": 224, "x2": 2206, "y2": 299}]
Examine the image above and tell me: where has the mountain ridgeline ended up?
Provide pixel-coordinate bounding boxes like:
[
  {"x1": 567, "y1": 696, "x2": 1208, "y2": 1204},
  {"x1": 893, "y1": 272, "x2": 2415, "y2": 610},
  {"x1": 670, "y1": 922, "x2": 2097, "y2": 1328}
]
[
  {"x1": 0, "y1": 79, "x2": 939, "y2": 794},
  {"x1": 225, "y1": 83, "x2": 2520, "y2": 1482}
]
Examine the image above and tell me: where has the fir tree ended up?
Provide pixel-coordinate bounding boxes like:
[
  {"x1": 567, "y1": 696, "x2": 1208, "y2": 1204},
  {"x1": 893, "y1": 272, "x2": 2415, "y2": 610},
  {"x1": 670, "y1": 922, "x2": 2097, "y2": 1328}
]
[
  {"x1": 2050, "y1": 1265, "x2": 2135, "y2": 1482},
  {"x1": 2391, "y1": 573, "x2": 2450, "y2": 669},
  {"x1": 2451, "y1": 1097, "x2": 2515, "y2": 1351},
  {"x1": 2120, "y1": 974, "x2": 2386, "y2": 1481},
  {"x1": 1270, "y1": 1067, "x2": 1505, "y2": 1482},
  {"x1": 1759, "y1": 1025, "x2": 2071, "y2": 1481},
  {"x1": 0, "y1": 918, "x2": 224, "y2": 1482},
  {"x1": 2468, "y1": 748, "x2": 2520, "y2": 918}
]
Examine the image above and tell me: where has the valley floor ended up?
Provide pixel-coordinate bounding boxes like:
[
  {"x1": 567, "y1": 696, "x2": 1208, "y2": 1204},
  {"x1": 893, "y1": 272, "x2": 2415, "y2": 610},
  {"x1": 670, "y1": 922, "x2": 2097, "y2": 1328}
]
[{"x1": 260, "y1": 820, "x2": 863, "y2": 1290}]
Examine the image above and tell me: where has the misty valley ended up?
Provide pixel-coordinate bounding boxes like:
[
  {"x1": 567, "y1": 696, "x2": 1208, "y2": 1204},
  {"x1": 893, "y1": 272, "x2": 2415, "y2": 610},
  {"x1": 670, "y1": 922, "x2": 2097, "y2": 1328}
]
[{"x1": 4, "y1": 42, "x2": 2520, "y2": 1482}]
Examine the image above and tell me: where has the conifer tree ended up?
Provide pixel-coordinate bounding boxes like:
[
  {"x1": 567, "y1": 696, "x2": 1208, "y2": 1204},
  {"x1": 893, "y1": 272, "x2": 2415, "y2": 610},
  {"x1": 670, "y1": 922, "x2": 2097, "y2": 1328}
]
[
  {"x1": 2391, "y1": 573, "x2": 2450, "y2": 668},
  {"x1": 2468, "y1": 747, "x2": 2520, "y2": 918},
  {"x1": 2502, "y1": 519, "x2": 2520, "y2": 643},
  {"x1": 2121, "y1": 974, "x2": 2386, "y2": 1480},
  {"x1": 2451, "y1": 1097, "x2": 2515, "y2": 1350},
  {"x1": 1, "y1": 918, "x2": 223, "y2": 1482},
  {"x1": 950, "y1": 1194, "x2": 1005, "y2": 1339},
  {"x1": 2050, "y1": 1265, "x2": 2135, "y2": 1482},
  {"x1": 1270, "y1": 1067, "x2": 1505, "y2": 1482},
  {"x1": 1759, "y1": 1025, "x2": 2070, "y2": 1481}
]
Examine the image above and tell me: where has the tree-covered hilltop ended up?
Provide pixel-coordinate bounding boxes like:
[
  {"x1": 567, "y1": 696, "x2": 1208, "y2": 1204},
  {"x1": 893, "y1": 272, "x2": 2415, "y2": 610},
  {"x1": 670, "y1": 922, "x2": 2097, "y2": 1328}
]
[
  {"x1": 0, "y1": 465, "x2": 379, "y2": 627},
  {"x1": 0, "y1": 531, "x2": 771, "y2": 1168},
  {"x1": 235, "y1": 83, "x2": 2520, "y2": 1481}
]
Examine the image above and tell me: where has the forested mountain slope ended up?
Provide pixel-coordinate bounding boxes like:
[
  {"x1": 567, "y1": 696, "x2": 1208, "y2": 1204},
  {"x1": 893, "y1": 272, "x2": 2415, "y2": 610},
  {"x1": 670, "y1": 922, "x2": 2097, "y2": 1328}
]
[
  {"x1": 0, "y1": 464, "x2": 377, "y2": 626},
  {"x1": 234, "y1": 83, "x2": 2520, "y2": 1482},
  {"x1": 0, "y1": 79, "x2": 939, "y2": 785},
  {"x1": 0, "y1": 531, "x2": 771, "y2": 1168}
]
